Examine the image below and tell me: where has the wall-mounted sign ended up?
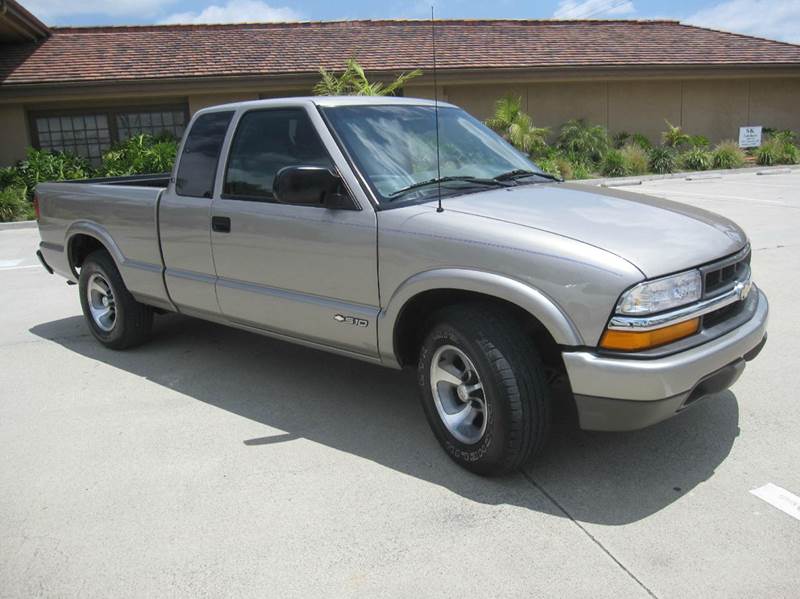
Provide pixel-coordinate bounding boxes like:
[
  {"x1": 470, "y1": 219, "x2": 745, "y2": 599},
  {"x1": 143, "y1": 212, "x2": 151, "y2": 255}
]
[{"x1": 739, "y1": 126, "x2": 763, "y2": 148}]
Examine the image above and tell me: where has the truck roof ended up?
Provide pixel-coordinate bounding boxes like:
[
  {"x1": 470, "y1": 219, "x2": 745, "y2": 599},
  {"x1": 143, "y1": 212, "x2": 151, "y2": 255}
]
[{"x1": 194, "y1": 95, "x2": 457, "y2": 115}]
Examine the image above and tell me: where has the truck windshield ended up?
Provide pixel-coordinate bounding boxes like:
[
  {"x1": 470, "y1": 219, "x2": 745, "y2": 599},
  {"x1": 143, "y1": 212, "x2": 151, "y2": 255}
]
[{"x1": 321, "y1": 105, "x2": 548, "y2": 205}]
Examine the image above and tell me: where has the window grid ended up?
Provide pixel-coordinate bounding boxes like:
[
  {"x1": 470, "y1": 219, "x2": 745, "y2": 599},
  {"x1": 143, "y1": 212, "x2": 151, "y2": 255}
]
[{"x1": 31, "y1": 106, "x2": 188, "y2": 164}]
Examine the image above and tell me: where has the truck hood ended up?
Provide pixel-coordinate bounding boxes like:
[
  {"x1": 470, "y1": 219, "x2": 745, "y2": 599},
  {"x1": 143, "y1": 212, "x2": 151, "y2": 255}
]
[{"x1": 440, "y1": 182, "x2": 747, "y2": 277}]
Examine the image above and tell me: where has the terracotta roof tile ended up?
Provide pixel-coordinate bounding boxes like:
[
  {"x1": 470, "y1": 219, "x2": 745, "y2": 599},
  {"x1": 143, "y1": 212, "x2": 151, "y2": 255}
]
[{"x1": 2, "y1": 19, "x2": 799, "y2": 86}]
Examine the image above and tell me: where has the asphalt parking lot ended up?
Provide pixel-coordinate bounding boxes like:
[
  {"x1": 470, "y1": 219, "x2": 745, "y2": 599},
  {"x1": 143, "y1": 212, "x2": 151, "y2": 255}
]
[{"x1": 1, "y1": 169, "x2": 798, "y2": 598}]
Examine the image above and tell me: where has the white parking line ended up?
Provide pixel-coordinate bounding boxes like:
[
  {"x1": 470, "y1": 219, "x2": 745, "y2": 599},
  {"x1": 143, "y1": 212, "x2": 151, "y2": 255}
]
[
  {"x1": 0, "y1": 265, "x2": 39, "y2": 271},
  {"x1": 750, "y1": 483, "x2": 800, "y2": 522}
]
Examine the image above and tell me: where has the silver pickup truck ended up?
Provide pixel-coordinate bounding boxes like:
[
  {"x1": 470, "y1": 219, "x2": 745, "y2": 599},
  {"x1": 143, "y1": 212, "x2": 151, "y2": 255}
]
[{"x1": 35, "y1": 96, "x2": 768, "y2": 475}]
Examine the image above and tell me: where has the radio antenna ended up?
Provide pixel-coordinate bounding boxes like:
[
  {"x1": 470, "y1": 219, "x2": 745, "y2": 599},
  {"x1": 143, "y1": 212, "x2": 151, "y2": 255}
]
[{"x1": 431, "y1": 5, "x2": 443, "y2": 213}]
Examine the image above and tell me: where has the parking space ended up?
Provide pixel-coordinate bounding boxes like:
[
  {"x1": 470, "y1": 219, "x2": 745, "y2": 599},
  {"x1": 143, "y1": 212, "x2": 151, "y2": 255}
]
[{"x1": 1, "y1": 170, "x2": 799, "y2": 598}]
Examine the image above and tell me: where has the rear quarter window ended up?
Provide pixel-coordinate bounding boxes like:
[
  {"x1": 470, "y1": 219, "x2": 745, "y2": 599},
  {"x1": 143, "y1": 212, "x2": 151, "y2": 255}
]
[{"x1": 176, "y1": 111, "x2": 234, "y2": 198}]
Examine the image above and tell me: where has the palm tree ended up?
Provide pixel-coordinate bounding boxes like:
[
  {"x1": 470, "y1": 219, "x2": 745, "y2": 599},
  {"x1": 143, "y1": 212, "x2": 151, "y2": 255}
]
[
  {"x1": 313, "y1": 59, "x2": 422, "y2": 96},
  {"x1": 661, "y1": 120, "x2": 691, "y2": 149},
  {"x1": 486, "y1": 96, "x2": 549, "y2": 157},
  {"x1": 557, "y1": 118, "x2": 609, "y2": 165}
]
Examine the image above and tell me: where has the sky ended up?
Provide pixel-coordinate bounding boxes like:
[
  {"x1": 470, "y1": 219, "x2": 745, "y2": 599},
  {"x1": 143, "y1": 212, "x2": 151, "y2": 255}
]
[{"x1": 19, "y1": 0, "x2": 800, "y2": 44}]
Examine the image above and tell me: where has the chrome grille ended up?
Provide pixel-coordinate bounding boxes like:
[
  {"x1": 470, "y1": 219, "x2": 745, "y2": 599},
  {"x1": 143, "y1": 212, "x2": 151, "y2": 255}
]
[{"x1": 701, "y1": 246, "x2": 751, "y2": 299}]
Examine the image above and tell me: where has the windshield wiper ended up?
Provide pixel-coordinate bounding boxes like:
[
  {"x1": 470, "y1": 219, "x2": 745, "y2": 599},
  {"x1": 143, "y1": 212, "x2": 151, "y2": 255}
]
[
  {"x1": 493, "y1": 169, "x2": 563, "y2": 183},
  {"x1": 387, "y1": 176, "x2": 511, "y2": 200}
]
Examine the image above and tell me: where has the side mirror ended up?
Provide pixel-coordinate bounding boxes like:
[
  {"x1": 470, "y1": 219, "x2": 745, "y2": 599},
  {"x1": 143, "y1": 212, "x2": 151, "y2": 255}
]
[{"x1": 273, "y1": 166, "x2": 347, "y2": 207}]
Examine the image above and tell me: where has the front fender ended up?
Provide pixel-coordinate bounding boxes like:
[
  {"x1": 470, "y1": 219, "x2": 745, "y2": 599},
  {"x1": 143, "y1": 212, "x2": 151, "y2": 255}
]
[{"x1": 377, "y1": 268, "x2": 583, "y2": 367}]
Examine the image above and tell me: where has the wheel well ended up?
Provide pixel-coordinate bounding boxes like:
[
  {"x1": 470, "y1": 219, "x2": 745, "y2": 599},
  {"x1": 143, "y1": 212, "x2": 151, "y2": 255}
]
[
  {"x1": 68, "y1": 234, "x2": 107, "y2": 272},
  {"x1": 393, "y1": 289, "x2": 565, "y2": 376}
]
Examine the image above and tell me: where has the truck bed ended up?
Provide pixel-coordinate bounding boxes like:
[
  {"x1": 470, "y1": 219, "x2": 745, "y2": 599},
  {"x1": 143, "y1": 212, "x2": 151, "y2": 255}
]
[{"x1": 36, "y1": 174, "x2": 172, "y2": 310}]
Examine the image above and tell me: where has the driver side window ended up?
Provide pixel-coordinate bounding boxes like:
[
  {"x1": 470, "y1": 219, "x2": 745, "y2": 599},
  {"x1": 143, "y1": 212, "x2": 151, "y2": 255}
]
[{"x1": 223, "y1": 108, "x2": 334, "y2": 202}]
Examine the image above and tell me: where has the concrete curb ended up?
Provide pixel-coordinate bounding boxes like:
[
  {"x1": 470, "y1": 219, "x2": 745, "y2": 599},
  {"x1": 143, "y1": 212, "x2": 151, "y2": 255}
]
[
  {"x1": 0, "y1": 220, "x2": 36, "y2": 231},
  {"x1": 577, "y1": 164, "x2": 800, "y2": 187}
]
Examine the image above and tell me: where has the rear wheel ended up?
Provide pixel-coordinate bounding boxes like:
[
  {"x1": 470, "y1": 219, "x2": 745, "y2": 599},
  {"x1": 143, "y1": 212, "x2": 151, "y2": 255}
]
[
  {"x1": 417, "y1": 304, "x2": 551, "y2": 476},
  {"x1": 78, "y1": 250, "x2": 153, "y2": 349}
]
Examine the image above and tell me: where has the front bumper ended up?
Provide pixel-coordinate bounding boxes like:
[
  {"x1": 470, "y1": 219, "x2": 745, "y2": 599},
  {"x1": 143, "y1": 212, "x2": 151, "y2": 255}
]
[{"x1": 563, "y1": 288, "x2": 768, "y2": 431}]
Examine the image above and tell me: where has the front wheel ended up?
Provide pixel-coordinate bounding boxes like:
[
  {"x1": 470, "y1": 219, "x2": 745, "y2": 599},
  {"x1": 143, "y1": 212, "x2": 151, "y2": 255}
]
[
  {"x1": 78, "y1": 250, "x2": 153, "y2": 350},
  {"x1": 417, "y1": 304, "x2": 551, "y2": 476}
]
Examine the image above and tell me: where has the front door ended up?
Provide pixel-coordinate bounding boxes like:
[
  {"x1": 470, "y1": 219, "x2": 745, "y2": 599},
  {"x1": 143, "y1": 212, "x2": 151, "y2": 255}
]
[{"x1": 210, "y1": 105, "x2": 379, "y2": 357}]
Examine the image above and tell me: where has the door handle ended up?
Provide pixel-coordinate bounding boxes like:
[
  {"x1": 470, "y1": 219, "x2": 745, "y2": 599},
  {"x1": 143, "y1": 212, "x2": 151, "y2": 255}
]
[{"x1": 211, "y1": 216, "x2": 231, "y2": 233}]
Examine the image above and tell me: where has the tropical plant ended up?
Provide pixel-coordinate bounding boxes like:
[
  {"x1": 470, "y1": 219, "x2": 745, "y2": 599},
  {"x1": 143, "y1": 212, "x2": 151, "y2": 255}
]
[
  {"x1": 313, "y1": 58, "x2": 422, "y2": 96},
  {"x1": 648, "y1": 146, "x2": 676, "y2": 174},
  {"x1": 781, "y1": 143, "x2": 800, "y2": 164},
  {"x1": 600, "y1": 148, "x2": 627, "y2": 177},
  {"x1": 630, "y1": 133, "x2": 652, "y2": 150},
  {"x1": 756, "y1": 141, "x2": 780, "y2": 166},
  {"x1": 569, "y1": 161, "x2": 592, "y2": 179},
  {"x1": 661, "y1": 120, "x2": 691, "y2": 149},
  {"x1": 612, "y1": 131, "x2": 630, "y2": 149},
  {"x1": 0, "y1": 166, "x2": 21, "y2": 190},
  {"x1": 15, "y1": 148, "x2": 91, "y2": 199},
  {"x1": 688, "y1": 134, "x2": 710, "y2": 149},
  {"x1": 680, "y1": 147, "x2": 713, "y2": 171},
  {"x1": 769, "y1": 130, "x2": 796, "y2": 145},
  {"x1": 486, "y1": 96, "x2": 550, "y2": 157},
  {"x1": 557, "y1": 119, "x2": 609, "y2": 165},
  {"x1": 554, "y1": 155, "x2": 575, "y2": 180},
  {"x1": 98, "y1": 134, "x2": 178, "y2": 176},
  {"x1": 535, "y1": 156, "x2": 562, "y2": 179},
  {"x1": 0, "y1": 186, "x2": 32, "y2": 222},
  {"x1": 756, "y1": 132, "x2": 799, "y2": 165},
  {"x1": 712, "y1": 140, "x2": 746, "y2": 169},
  {"x1": 620, "y1": 143, "x2": 649, "y2": 175}
]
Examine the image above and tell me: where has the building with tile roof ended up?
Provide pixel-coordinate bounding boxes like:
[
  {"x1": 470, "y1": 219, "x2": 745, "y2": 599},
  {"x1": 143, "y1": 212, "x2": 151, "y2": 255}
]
[{"x1": 1, "y1": 2, "x2": 799, "y2": 165}]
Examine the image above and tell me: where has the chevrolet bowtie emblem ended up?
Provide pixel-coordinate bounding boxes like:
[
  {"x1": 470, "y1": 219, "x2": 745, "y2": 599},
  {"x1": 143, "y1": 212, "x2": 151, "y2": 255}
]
[{"x1": 734, "y1": 280, "x2": 753, "y2": 301}]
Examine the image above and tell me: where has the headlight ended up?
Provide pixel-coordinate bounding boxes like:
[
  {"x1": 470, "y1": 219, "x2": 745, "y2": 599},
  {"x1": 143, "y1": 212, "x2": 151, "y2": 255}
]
[{"x1": 617, "y1": 270, "x2": 702, "y2": 315}]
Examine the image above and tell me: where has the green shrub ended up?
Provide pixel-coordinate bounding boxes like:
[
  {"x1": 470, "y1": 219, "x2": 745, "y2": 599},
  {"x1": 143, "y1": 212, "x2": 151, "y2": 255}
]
[
  {"x1": 688, "y1": 134, "x2": 710, "y2": 149},
  {"x1": 782, "y1": 143, "x2": 800, "y2": 164},
  {"x1": 557, "y1": 119, "x2": 609, "y2": 166},
  {"x1": 535, "y1": 157, "x2": 562, "y2": 179},
  {"x1": 98, "y1": 134, "x2": 179, "y2": 176},
  {"x1": 770, "y1": 130, "x2": 796, "y2": 145},
  {"x1": 15, "y1": 148, "x2": 91, "y2": 198},
  {"x1": 620, "y1": 143, "x2": 649, "y2": 175},
  {"x1": 756, "y1": 141, "x2": 779, "y2": 166},
  {"x1": 630, "y1": 133, "x2": 653, "y2": 150},
  {"x1": 570, "y1": 161, "x2": 592, "y2": 179},
  {"x1": 712, "y1": 140, "x2": 746, "y2": 169},
  {"x1": 555, "y1": 155, "x2": 574, "y2": 180},
  {"x1": 0, "y1": 186, "x2": 33, "y2": 222},
  {"x1": 648, "y1": 146, "x2": 676, "y2": 174},
  {"x1": 661, "y1": 120, "x2": 691, "y2": 149},
  {"x1": 0, "y1": 166, "x2": 22, "y2": 190},
  {"x1": 756, "y1": 134, "x2": 799, "y2": 166},
  {"x1": 600, "y1": 148, "x2": 627, "y2": 177},
  {"x1": 680, "y1": 147, "x2": 713, "y2": 171},
  {"x1": 612, "y1": 131, "x2": 630, "y2": 149}
]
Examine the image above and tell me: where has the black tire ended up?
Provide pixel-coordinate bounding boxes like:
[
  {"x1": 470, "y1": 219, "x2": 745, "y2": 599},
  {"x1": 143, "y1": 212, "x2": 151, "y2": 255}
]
[
  {"x1": 78, "y1": 249, "x2": 153, "y2": 350},
  {"x1": 417, "y1": 303, "x2": 551, "y2": 476}
]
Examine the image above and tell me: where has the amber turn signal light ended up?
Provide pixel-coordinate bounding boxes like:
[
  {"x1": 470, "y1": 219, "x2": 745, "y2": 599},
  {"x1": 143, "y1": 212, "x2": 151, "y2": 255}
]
[{"x1": 599, "y1": 318, "x2": 700, "y2": 351}]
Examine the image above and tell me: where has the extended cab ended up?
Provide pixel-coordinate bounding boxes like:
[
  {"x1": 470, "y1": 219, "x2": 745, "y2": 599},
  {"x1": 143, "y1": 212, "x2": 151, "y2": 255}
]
[{"x1": 35, "y1": 97, "x2": 768, "y2": 475}]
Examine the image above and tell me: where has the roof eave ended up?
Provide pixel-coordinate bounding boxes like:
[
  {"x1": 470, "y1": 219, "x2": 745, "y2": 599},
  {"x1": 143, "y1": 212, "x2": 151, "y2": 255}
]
[
  {"x1": 0, "y1": 0, "x2": 50, "y2": 42},
  {"x1": 3, "y1": 62, "x2": 800, "y2": 91}
]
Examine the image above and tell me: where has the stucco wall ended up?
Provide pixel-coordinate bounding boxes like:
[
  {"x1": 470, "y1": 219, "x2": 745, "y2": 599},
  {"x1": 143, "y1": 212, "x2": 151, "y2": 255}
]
[
  {"x1": 0, "y1": 104, "x2": 29, "y2": 166},
  {"x1": 1, "y1": 75, "x2": 798, "y2": 166},
  {"x1": 445, "y1": 76, "x2": 800, "y2": 144}
]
